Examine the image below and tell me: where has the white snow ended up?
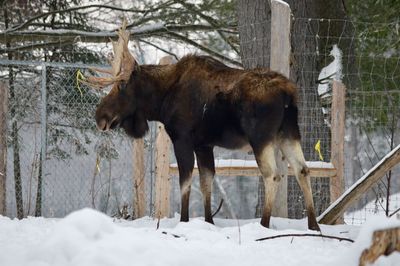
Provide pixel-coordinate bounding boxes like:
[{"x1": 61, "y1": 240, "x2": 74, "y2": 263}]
[
  {"x1": 334, "y1": 216, "x2": 400, "y2": 266},
  {"x1": 317, "y1": 44, "x2": 343, "y2": 96},
  {"x1": 0, "y1": 208, "x2": 398, "y2": 266},
  {"x1": 272, "y1": 0, "x2": 290, "y2": 8},
  {"x1": 170, "y1": 159, "x2": 334, "y2": 169}
]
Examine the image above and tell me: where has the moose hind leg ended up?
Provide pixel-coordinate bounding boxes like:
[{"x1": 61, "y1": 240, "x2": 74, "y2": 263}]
[
  {"x1": 254, "y1": 143, "x2": 280, "y2": 228},
  {"x1": 280, "y1": 140, "x2": 320, "y2": 231},
  {"x1": 195, "y1": 147, "x2": 215, "y2": 224}
]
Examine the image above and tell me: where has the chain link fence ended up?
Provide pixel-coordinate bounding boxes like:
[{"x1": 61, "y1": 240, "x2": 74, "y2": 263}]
[{"x1": 1, "y1": 17, "x2": 399, "y2": 224}]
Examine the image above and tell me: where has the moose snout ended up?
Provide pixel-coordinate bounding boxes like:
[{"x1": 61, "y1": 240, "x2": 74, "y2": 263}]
[
  {"x1": 95, "y1": 115, "x2": 120, "y2": 131},
  {"x1": 96, "y1": 118, "x2": 108, "y2": 131}
]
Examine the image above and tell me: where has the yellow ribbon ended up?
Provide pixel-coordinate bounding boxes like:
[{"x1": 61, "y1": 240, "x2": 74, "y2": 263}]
[
  {"x1": 76, "y1": 69, "x2": 86, "y2": 97},
  {"x1": 95, "y1": 154, "x2": 101, "y2": 174},
  {"x1": 314, "y1": 140, "x2": 324, "y2": 161}
]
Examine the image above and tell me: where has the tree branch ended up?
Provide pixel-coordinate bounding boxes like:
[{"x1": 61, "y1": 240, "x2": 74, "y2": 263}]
[
  {"x1": 0, "y1": 24, "x2": 221, "y2": 43},
  {"x1": 138, "y1": 39, "x2": 179, "y2": 61},
  {"x1": 389, "y1": 207, "x2": 400, "y2": 217},
  {"x1": 163, "y1": 31, "x2": 242, "y2": 67},
  {"x1": 0, "y1": 39, "x2": 73, "y2": 53},
  {"x1": 4, "y1": 5, "x2": 148, "y2": 33},
  {"x1": 255, "y1": 233, "x2": 354, "y2": 243},
  {"x1": 175, "y1": 0, "x2": 240, "y2": 55}
]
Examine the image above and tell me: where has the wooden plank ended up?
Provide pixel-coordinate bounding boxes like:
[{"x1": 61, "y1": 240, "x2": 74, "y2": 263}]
[
  {"x1": 132, "y1": 138, "x2": 146, "y2": 218},
  {"x1": 270, "y1": 0, "x2": 292, "y2": 219},
  {"x1": 154, "y1": 55, "x2": 175, "y2": 219},
  {"x1": 330, "y1": 81, "x2": 346, "y2": 223},
  {"x1": 154, "y1": 123, "x2": 172, "y2": 219},
  {"x1": 169, "y1": 162, "x2": 336, "y2": 178},
  {"x1": 270, "y1": 0, "x2": 291, "y2": 76},
  {"x1": 359, "y1": 227, "x2": 400, "y2": 266},
  {"x1": 319, "y1": 144, "x2": 400, "y2": 225},
  {"x1": 0, "y1": 82, "x2": 7, "y2": 215}
]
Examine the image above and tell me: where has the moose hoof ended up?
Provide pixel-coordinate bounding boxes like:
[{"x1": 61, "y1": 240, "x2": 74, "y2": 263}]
[
  {"x1": 260, "y1": 217, "x2": 271, "y2": 228},
  {"x1": 308, "y1": 221, "x2": 321, "y2": 231},
  {"x1": 205, "y1": 217, "x2": 215, "y2": 225}
]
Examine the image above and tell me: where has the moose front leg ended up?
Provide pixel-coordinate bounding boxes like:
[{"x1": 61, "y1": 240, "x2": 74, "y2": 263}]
[
  {"x1": 195, "y1": 147, "x2": 215, "y2": 224},
  {"x1": 173, "y1": 139, "x2": 195, "y2": 222}
]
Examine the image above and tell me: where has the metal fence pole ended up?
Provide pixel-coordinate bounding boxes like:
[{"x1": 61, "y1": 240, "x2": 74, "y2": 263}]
[{"x1": 40, "y1": 63, "x2": 47, "y2": 215}]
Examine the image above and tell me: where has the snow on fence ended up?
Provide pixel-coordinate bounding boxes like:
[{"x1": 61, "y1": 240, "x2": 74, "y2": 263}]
[{"x1": 0, "y1": 4, "x2": 399, "y2": 224}]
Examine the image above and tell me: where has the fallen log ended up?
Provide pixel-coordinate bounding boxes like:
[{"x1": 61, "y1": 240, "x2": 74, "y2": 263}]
[{"x1": 359, "y1": 227, "x2": 400, "y2": 266}]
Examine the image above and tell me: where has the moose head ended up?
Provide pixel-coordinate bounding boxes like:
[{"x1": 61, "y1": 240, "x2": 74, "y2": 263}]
[{"x1": 82, "y1": 20, "x2": 149, "y2": 138}]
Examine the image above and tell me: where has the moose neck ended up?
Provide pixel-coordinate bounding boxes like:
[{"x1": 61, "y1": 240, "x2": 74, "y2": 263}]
[{"x1": 132, "y1": 64, "x2": 177, "y2": 122}]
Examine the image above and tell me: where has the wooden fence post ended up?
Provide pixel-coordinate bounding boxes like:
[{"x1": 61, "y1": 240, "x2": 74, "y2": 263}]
[
  {"x1": 154, "y1": 56, "x2": 176, "y2": 219},
  {"x1": 270, "y1": 0, "x2": 291, "y2": 218},
  {"x1": 330, "y1": 81, "x2": 345, "y2": 222},
  {"x1": 133, "y1": 138, "x2": 146, "y2": 218},
  {"x1": 154, "y1": 123, "x2": 172, "y2": 219},
  {"x1": 0, "y1": 82, "x2": 7, "y2": 215}
]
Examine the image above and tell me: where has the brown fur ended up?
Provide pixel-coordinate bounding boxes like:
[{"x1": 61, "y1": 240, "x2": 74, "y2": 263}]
[{"x1": 95, "y1": 54, "x2": 319, "y2": 230}]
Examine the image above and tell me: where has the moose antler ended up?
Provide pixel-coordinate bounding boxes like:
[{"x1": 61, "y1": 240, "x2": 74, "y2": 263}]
[{"x1": 81, "y1": 19, "x2": 135, "y2": 89}]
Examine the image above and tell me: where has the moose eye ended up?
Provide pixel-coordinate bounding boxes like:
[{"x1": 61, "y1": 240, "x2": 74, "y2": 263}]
[{"x1": 119, "y1": 81, "x2": 127, "y2": 91}]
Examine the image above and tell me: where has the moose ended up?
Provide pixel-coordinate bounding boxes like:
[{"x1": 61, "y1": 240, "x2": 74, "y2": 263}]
[{"x1": 84, "y1": 21, "x2": 320, "y2": 231}]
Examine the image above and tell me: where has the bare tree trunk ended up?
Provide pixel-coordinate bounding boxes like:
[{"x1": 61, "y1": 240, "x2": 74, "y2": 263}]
[
  {"x1": 34, "y1": 153, "x2": 42, "y2": 216},
  {"x1": 0, "y1": 82, "x2": 7, "y2": 215},
  {"x1": 4, "y1": 8, "x2": 24, "y2": 219},
  {"x1": 237, "y1": 0, "x2": 271, "y2": 69}
]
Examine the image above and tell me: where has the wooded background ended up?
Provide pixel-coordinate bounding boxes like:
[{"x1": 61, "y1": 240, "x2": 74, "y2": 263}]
[{"x1": 0, "y1": 0, "x2": 399, "y2": 223}]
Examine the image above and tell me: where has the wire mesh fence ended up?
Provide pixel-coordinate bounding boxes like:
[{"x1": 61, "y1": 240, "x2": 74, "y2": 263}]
[{"x1": 0, "y1": 15, "x2": 399, "y2": 225}]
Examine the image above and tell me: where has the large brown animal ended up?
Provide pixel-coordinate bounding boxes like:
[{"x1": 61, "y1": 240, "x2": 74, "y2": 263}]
[{"x1": 85, "y1": 22, "x2": 320, "y2": 231}]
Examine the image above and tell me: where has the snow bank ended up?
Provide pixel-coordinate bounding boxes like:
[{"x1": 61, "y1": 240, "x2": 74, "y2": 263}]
[
  {"x1": 0, "y1": 208, "x2": 398, "y2": 266},
  {"x1": 331, "y1": 216, "x2": 400, "y2": 266},
  {"x1": 0, "y1": 209, "x2": 355, "y2": 266}
]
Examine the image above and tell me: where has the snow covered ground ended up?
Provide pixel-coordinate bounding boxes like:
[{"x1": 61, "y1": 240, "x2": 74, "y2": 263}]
[{"x1": 0, "y1": 208, "x2": 399, "y2": 266}]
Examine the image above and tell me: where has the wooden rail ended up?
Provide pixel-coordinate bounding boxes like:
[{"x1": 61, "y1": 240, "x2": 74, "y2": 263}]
[{"x1": 169, "y1": 160, "x2": 336, "y2": 178}]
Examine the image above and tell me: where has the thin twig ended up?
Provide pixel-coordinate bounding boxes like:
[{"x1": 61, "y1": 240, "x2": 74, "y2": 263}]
[
  {"x1": 389, "y1": 207, "x2": 400, "y2": 217},
  {"x1": 156, "y1": 215, "x2": 161, "y2": 230},
  {"x1": 138, "y1": 39, "x2": 179, "y2": 61},
  {"x1": 162, "y1": 231, "x2": 183, "y2": 238},
  {"x1": 255, "y1": 233, "x2": 354, "y2": 243},
  {"x1": 211, "y1": 199, "x2": 224, "y2": 218}
]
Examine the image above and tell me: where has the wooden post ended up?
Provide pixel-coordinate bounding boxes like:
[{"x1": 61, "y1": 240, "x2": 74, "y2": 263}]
[
  {"x1": 154, "y1": 123, "x2": 172, "y2": 219},
  {"x1": 319, "y1": 144, "x2": 400, "y2": 224},
  {"x1": 0, "y1": 82, "x2": 7, "y2": 215},
  {"x1": 359, "y1": 227, "x2": 400, "y2": 266},
  {"x1": 132, "y1": 138, "x2": 146, "y2": 218},
  {"x1": 330, "y1": 81, "x2": 345, "y2": 223},
  {"x1": 270, "y1": 0, "x2": 291, "y2": 218},
  {"x1": 154, "y1": 56, "x2": 175, "y2": 219}
]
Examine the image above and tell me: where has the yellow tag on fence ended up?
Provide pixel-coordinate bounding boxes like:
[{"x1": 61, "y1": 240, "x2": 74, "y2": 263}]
[
  {"x1": 314, "y1": 140, "x2": 324, "y2": 161},
  {"x1": 95, "y1": 154, "x2": 101, "y2": 174},
  {"x1": 75, "y1": 69, "x2": 85, "y2": 97}
]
